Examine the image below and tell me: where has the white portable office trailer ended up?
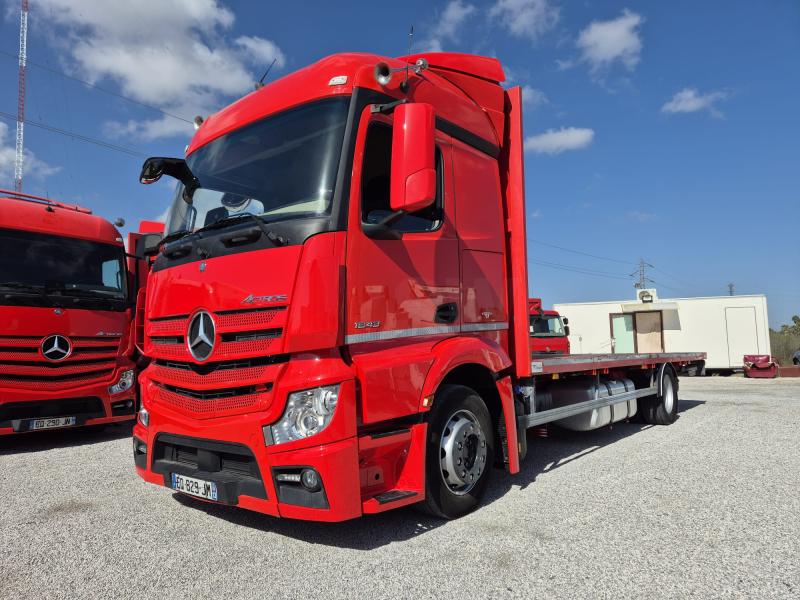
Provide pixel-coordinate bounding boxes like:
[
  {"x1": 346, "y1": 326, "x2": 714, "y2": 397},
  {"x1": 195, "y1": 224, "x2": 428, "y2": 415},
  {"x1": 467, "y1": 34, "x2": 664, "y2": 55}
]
[{"x1": 554, "y1": 290, "x2": 770, "y2": 371}]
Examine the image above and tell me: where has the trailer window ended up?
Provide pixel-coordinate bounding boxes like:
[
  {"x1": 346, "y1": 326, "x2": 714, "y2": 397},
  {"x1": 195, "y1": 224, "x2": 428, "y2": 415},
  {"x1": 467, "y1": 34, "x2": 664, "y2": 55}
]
[{"x1": 360, "y1": 122, "x2": 443, "y2": 233}]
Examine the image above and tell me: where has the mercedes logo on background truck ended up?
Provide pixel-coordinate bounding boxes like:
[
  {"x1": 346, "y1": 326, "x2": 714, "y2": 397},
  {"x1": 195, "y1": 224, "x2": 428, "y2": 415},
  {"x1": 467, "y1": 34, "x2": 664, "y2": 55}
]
[
  {"x1": 187, "y1": 311, "x2": 215, "y2": 361},
  {"x1": 41, "y1": 335, "x2": 72, "y2": 361}
]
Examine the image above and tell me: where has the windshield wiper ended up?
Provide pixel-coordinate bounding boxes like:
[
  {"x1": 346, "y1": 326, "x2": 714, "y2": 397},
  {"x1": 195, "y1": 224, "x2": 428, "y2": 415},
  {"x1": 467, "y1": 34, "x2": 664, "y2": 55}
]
[
  {"x1": 159, "y1": 229, "x2": 192, "y2": 247},
  {"x1": 195, "y1": 213, "x2": 288, "y2": 246},
  {"x1": 0, "y1": 281, "x2": 46, "y2": 294},
  {"x1": 56, "y1": 288, "x2": 125, "y2": 299}
]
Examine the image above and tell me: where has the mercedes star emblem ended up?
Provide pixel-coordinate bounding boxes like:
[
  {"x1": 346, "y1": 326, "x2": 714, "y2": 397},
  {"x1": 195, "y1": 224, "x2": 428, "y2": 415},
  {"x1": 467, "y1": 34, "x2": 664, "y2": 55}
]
[
  {"x1": 41, "y1": 335, "x2": 72, "y2": 362},
  {"x1": 187, "y1": 311, "x2": 215, "y2": 361}
]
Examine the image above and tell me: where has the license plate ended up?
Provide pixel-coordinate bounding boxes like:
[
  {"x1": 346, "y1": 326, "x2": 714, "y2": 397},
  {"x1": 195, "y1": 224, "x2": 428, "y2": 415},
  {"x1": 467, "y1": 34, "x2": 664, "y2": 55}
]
[
  {"x1": 29, "y1": 416, "x2": 77, "y2": 430},
  {"x1": 171, "y1": 473, "x2": 218, "y2": 501}
]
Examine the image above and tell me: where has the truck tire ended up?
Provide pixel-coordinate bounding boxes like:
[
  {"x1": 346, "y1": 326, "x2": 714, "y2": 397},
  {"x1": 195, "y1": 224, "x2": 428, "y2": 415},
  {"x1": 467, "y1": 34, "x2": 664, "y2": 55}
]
[
  {"x1": 640, "y1": 369, "x2": 679, "y2": 425},
  {"x1": 419, "y1": 385, "x2": 494, "y2": 519}
]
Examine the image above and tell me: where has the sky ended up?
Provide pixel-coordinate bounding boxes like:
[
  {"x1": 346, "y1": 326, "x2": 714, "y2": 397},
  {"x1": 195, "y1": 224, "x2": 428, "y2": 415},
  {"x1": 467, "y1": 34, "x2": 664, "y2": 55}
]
[{"x1": 0, "y1": 0, "x2": 797, "y2": 326}]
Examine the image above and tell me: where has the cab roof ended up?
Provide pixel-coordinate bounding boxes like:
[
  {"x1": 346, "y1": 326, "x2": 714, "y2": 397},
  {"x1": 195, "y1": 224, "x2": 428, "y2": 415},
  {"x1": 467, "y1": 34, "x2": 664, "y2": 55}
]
[
  {"x1": 188, "y1": 52, "x2": 508, "y2": 157},
  {"x1": 0, "y1": 191, "x2": 123, "y2": 246}
]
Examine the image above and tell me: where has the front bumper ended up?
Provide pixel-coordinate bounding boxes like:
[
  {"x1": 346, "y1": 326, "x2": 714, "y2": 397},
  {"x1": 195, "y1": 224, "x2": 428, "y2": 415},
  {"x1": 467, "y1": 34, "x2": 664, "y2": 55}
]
[
  {"x1": 0, "y1": 365, "x2": 137, "y2": 435},
  {"x1": 133, "y1": 352, "x2": 365, "y2": 521}
]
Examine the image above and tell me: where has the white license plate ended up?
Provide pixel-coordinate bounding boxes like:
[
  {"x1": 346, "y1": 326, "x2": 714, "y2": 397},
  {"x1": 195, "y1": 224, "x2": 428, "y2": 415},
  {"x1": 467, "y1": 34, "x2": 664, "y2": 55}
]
[
  {"x1": 29, "y1": 416, "x2": 77, "y2": 430},
  {"x1": 171, "y1": 473, "x2": 218, "y2": 501}
]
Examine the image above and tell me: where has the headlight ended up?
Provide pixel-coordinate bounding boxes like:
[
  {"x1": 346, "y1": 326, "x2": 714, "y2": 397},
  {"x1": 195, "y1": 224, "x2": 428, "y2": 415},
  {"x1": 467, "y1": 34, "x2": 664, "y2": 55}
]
[
  {"x1": 138, "y1": 406, "x2": 149, "y2": 427},
  {"x1": 109, "y1": 369, "x2": 135, "y2": 395},
  {"x1": 267, "y1": 384, "x2": 340, "y2": 445}
]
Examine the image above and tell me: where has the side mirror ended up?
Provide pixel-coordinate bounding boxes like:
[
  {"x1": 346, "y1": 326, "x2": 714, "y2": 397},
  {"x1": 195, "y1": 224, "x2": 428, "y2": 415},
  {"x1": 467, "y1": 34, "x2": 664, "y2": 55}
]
[
  {"x1": 140, "y1": 157, "x2": 198, "y2": 202},
  {"x1": 140, "y1": 157, "x2": 167, "y2": 184},
  {"x1": 390, "y1": 103, "x2": 436, "y2": 213},
  {"x1": 563, "y1": 317, "x2": 569, "y2": 325},
  {"x1": 564, "y1": 325, "x2": 571, "y2": 336}
]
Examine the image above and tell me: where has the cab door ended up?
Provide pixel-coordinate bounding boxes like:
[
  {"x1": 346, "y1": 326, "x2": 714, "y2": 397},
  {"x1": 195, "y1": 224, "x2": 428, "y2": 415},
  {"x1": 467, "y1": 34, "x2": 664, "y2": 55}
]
[{"x1": 345, "y1": 106, "x2": 459, "y2": 423}]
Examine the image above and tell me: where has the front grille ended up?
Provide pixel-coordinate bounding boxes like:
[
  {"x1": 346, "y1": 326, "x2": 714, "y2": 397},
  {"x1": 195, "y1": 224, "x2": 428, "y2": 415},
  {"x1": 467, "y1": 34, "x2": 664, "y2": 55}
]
[
  {"x1": 145, "y1": 307, "x2": 286, "y2": 419},
  {"x1": 0, "y1": 334, "x2": 121, "y2": 390},
  {"x1": 154, "y1": 383, "x2": 272, "y2": 417},
  {"x1": 145, "y1": 306, "x2": 287, "y2": 363},
  {"x1": 151, "y1": 433, "x2": 266, "y2": 504},
  {"x1": 0, "y1": 396, "x2": 105, "y2": 426}
]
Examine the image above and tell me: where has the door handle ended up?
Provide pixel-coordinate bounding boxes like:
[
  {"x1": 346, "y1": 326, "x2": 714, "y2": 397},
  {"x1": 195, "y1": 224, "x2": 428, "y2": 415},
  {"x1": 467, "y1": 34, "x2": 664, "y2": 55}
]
[{"x1": 435, "y1": 303, "x2": 458, "y2": 324}]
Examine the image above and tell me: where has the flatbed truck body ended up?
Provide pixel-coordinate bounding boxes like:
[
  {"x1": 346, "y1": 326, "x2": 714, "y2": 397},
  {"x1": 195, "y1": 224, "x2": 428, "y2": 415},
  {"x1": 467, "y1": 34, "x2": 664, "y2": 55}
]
[{"x1": 132, "y1": 52, "x2": 705, "y2": 521}]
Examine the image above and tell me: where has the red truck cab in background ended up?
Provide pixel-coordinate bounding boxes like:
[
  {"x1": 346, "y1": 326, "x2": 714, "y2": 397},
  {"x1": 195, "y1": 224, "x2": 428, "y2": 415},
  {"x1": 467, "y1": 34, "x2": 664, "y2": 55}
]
[
  {"x1": 529, "y1": 298, "x2": 570, "y2": 355},
  {"x1": 133, "y1": 52, "x2": 704, "y2": 522},
  {"x1": 0, "y1": 190, "x2": 140, "y2": 434}
]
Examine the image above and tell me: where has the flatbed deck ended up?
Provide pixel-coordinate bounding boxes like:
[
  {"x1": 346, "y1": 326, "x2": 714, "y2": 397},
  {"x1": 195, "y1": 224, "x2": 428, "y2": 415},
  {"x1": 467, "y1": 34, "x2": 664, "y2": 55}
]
[{"x1": 530, "y1": 352, "x2": 706, "y2": 375}]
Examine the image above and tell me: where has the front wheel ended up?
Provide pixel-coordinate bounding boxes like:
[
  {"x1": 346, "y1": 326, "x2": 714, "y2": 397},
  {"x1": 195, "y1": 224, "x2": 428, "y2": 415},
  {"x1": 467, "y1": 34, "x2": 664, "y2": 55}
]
[
  {"x1": 640, "y1": 368, "x2": 679, "y2": 425},
  {"x1": 419, "y1": 385, "x2": 494, "y2": 519}
]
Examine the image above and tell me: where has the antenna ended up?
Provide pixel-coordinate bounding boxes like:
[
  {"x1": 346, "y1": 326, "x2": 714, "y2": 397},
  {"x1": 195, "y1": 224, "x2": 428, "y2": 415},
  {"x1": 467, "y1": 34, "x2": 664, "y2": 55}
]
[
  {"x1": 255, "y1": 58, "x2": 277, "y2": 90},
  {"x1": 15, "y1": 0, "x2": 29, "y2": 192},
  {"x1": 402, "y1": 25, "x2": 414, "y2": 93}
]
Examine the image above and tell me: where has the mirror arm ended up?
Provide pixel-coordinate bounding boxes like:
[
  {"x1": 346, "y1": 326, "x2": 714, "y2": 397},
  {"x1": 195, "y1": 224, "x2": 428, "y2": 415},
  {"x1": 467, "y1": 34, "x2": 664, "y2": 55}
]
[{"x1": 371, "y1": 99, "x2": 407, "y2": 115}]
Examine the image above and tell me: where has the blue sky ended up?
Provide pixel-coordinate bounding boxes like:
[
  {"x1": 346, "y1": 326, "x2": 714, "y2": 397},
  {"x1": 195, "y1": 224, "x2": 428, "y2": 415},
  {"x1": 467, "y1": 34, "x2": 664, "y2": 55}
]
[{"x1": 0, "y1": 0, "x2": 797, "y2": 326}]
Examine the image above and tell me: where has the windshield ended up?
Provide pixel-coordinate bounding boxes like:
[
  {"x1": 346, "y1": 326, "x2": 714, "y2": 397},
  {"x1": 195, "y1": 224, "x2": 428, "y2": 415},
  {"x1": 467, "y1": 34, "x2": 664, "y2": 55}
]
[
  {"x1": 164, "y1": 97, "x2": 350, "y2": 235},
  {"x1": 530, "y1": 315, "x2": 565, "y2": 337},
  {"x1": 0, "y1": 228, "x2": 127, "y2": 300}
]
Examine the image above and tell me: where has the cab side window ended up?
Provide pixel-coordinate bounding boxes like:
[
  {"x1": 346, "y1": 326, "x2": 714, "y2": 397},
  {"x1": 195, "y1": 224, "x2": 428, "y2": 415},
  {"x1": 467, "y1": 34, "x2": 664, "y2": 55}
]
[{"x1": 360, "y1": 122, "x2": 443, "y2": 233}]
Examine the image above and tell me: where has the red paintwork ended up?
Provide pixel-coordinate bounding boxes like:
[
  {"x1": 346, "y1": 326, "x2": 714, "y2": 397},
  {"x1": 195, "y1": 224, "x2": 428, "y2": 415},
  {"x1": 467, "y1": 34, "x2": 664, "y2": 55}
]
[
  {"x1": 0, "y1": 193, "x2": 138, "y2": 435},
  {"x1": 390, "y1": 103, "x2": 437, "y2": 213},
  {"x1": 528, "y1": 297, "x2": 570, "y2": 355},
  {"x1": 135, "y1": 51, "x2": 704, "y2": 522}
]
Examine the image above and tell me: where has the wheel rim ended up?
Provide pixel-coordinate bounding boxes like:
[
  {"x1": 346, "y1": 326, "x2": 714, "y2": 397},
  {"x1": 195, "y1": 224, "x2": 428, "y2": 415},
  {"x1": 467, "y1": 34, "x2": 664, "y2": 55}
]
[
  {"x1": 439, "y1": 409, "x2": 487, "y2": 496},
  {"x1": 663, "y1": 376, "x2": 675, "y2": 413}
]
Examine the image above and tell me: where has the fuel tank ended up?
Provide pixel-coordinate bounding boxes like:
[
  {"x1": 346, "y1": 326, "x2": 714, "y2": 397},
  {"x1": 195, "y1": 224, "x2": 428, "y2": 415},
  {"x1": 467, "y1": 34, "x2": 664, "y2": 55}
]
[{"x1": 537, "y1": 378, "x2": 637, "y2": 431}]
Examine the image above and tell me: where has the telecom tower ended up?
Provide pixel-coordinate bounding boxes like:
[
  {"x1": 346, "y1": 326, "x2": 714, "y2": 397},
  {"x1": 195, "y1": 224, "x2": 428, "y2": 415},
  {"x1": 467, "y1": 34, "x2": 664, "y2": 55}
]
[{"x1": 15, "y1": 0, "x2": 29, "y2": 192}]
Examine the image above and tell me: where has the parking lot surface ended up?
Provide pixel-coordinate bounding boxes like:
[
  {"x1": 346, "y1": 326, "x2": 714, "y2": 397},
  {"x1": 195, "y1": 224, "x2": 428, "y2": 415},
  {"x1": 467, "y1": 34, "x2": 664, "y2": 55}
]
[{"x1": 1, "y1": 376, "x2": 798, "y2": 599}]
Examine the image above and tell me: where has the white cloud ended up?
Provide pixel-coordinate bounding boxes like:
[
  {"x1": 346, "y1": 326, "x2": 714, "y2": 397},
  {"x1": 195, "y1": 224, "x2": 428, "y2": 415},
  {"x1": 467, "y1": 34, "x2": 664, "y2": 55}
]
[
  {"x1": 662, "y1": 87, "x2": 729, "y2": 118},
  {"x1": 0, "y1": 122, "x2": 61, "y2": 184},
  {"x1": 577, "y1": 9, "x2": 644, "y2": 74},
  {"x1": 35, "y1": 0, "x2": 286, "y2": 141},
  {"x1": 522, "y1": 85, "x2": 548, "y2": 108},
  {"x1": 529, "y1": 209, "x2": 542, "y2": 219},
  {"x1": 422, "y1": 1, "x2": 476, "y2": 51},
  {"x1": 490, "y1": 0, "x2": 559, "y2": 41},
  {"x1": 626, "y1": 210, "x2": 656, "y2": 223},
  {"x1": 524, "y1": 127, "x2": 594, "y2": 154}
]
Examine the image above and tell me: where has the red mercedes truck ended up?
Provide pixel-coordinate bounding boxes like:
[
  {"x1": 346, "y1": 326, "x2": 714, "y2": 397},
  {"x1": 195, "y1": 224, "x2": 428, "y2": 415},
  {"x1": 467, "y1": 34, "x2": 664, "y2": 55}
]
[
  {"x1": 529, "y1": 298, "x2": 570, "y2": 355},
  {"x1": 133, "y1": 52, "x2": 705, "y2": 521},
  {"x1": 0, "y1": 190, "x2": 139, "y2": 434}
]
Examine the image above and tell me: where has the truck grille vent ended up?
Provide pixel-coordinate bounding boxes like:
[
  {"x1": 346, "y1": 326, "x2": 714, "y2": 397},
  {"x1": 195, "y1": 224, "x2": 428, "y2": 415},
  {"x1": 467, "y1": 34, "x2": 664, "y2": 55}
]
[{"x1": 220, "y1": 329, "x2": 282, "y2": 343}]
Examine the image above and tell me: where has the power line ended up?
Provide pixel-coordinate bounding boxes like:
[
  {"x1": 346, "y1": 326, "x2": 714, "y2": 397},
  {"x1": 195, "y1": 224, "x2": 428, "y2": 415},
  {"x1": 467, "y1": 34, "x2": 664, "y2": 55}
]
[
  {"x1": 0, "y1": 49, "x2": 193, "y2": 124},
  {"x1": 528, "y1": 238, "x2": 637, "y2": 266},
  {"x1": 0, "y1": 110, "x2": 146, "y2": 158},
  {"x1": 529, "y1": 258, "x2": 635, "y2": 281}
]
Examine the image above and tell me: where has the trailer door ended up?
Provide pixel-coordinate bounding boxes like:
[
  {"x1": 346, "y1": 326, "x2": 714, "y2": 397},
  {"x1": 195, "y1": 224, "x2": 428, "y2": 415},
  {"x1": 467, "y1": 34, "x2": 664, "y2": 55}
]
[
  {"x1": 611, "y1": 314, "x2": 635, "y2": 353},
  {"x1": 634, "y1": 311, "x2": 664, "y2": 352},
  {"x1": 725, "y1": 306, "x2": 759, "y2": 367}
]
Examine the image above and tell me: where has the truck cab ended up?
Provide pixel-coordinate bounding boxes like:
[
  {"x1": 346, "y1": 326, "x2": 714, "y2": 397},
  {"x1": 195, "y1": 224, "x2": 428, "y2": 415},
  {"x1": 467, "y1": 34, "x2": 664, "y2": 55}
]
[
  {"x1": 529, "y1": 298, "x2": 570, "y2": 355},
  {"x1": 0, "y1": 191, "x2": 138, "y2": 434}
]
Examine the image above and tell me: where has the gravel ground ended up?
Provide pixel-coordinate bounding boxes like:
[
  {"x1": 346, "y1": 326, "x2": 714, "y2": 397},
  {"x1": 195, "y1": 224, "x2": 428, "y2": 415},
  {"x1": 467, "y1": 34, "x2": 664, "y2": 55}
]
[{"x1": 1, "y1": 375, "x2": 798, "y2": 599}]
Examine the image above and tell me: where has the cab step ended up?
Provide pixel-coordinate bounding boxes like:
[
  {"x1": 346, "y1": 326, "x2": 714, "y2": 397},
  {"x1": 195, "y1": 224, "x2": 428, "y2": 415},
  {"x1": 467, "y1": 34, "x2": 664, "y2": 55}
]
[
  {"x1": 376, "y1": 490, "x2": 417, "y2": 504},
  {"x1": 362, "y1": 489, "x2": 420, "y2": 514}
]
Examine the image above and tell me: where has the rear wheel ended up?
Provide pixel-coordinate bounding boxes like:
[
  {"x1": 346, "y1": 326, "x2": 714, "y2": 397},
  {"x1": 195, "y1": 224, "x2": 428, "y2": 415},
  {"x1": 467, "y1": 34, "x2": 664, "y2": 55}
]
[
  {"x1": 640, "y1": 368, "x2": 679, "y2": 425},
  {"x1": 419, "y1": 385, "x2": 494, "y2": 519}
]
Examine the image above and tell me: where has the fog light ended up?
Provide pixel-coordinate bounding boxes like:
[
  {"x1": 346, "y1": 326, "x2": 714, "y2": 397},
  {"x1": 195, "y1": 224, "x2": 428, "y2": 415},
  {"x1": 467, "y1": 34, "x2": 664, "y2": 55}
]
[
  {"x1": 109, "y1": 369, "x2": 135, "y2": 395},
  {"x1": 138, "y1": 406, "x2": 149, "y2": 427},
  {"x1": 300, "y1": 468, "x2": 321, "y2": 492}
]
